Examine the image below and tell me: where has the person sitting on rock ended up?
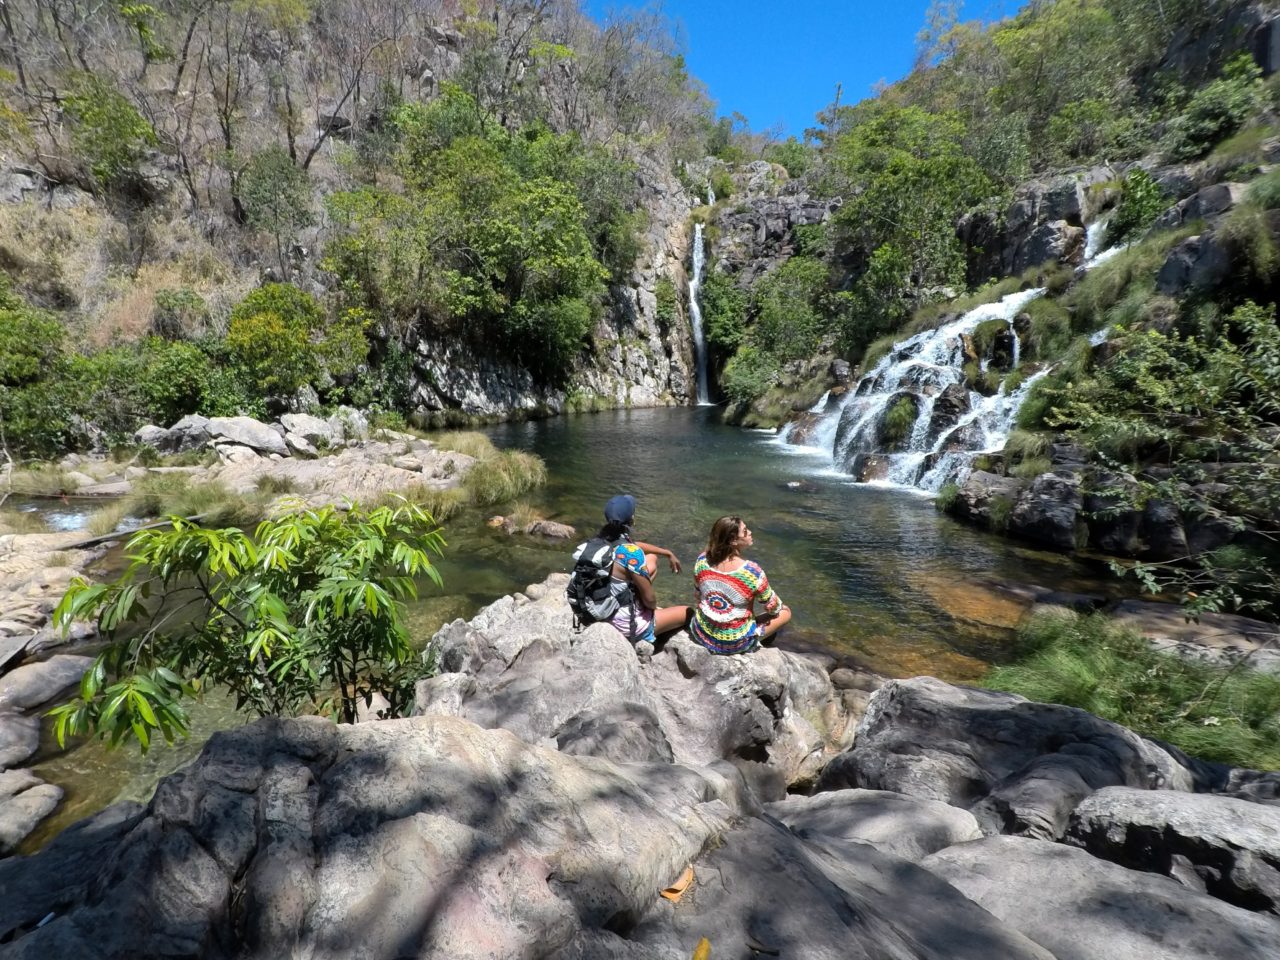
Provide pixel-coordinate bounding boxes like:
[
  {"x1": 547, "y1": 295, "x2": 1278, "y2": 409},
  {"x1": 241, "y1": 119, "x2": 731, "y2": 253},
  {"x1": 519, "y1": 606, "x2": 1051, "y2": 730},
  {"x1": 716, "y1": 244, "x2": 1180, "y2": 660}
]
[
  {"x1": 691, "y1": 515, "x2": 791, "y2": 654},
  {"x1": 600, "y1": 494, "x2": 690, "y2": 644}
]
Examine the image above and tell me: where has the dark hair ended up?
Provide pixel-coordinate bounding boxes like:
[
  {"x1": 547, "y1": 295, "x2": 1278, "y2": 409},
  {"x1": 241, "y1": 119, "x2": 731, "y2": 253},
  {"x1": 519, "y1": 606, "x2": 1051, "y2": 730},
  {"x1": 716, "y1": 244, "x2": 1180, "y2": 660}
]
[
  {"x1": 705, "y1": 515, "x2": 744, "y2": 565},
  {"x1": 599, "y1": 520, "x2": 630, "y2": 542}
]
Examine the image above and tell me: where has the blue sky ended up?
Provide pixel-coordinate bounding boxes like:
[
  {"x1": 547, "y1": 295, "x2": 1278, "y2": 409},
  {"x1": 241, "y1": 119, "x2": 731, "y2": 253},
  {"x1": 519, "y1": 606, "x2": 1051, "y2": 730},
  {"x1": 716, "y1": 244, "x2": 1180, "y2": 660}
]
[{"x1": 585, "y1": 1, "x2": 1018, "y2": 137}]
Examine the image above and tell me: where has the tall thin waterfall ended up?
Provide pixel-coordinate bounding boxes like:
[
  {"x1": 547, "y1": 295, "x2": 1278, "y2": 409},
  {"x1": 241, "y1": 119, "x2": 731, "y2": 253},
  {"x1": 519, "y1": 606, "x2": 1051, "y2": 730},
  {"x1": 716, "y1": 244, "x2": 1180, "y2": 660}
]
[{"x1": 687, "y1": 185, "x2": 715, "y2": 405}]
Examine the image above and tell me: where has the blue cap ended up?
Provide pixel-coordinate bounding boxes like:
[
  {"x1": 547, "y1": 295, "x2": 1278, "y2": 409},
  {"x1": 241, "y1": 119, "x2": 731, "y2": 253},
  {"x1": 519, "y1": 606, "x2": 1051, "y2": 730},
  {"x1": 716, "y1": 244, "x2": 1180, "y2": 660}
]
[{"x1": 603, "y1": 494, "x2": 636, "y2": 525}]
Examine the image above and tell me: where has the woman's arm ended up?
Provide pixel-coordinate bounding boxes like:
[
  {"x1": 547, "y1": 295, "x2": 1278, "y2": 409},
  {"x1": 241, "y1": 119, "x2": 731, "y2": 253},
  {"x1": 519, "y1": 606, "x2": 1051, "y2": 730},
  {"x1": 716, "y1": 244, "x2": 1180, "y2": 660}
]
[
  {"x1": 750, "y1": 563, "x2": 782, "y2": 616},
  {"x1": 632, "y1": 540, "x2": 681, "y2": 574}
]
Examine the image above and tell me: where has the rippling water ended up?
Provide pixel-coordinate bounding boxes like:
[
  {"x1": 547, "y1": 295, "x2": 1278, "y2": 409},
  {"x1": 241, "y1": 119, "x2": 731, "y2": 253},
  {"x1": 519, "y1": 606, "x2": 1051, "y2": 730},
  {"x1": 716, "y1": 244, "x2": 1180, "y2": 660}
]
[{"x1": 26, "y1": 406, "x2": 1120, "y2": 849}]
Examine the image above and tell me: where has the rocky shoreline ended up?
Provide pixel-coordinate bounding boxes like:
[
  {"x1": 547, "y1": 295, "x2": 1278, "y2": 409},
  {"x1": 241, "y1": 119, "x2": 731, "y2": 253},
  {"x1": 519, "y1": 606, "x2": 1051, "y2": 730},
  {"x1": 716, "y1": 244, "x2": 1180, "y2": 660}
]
[{"x1": 0, "y1": 574, "x2": 1277, "y2": 958}]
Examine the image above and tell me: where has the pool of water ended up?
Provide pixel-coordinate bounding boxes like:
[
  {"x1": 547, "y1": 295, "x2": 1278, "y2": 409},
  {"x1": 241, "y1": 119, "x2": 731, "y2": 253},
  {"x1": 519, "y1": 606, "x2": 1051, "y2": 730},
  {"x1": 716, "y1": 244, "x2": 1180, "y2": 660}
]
[{"x1": 24, "y1": 407, "x2": 1122, "y2": 849}]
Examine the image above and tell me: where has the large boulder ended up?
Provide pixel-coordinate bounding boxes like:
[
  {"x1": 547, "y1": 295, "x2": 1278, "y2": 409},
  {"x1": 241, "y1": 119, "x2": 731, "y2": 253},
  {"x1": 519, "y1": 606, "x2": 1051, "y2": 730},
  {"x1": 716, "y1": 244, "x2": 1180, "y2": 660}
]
[
  {"x1": 415, "y1": 575, "x2": 855, "y2": 797},
  {"x1": 765, "y1": 788, "x2": 983, "y2": 863},
  {"x1": 0, "y1": 770, "x2": 62, "y2": 854},
  {"x1": 0, "y1": 712, "x2": 40, "y2": 768},
  {"x1": 1153, "y1": 182, "x2": 1248, "y2": 231},
  {"x1": 1156, "y1": 231, "x2": 1235, "y2": 297},
  {"x1": 949, "y1": 470, "x2": 1025, "y2": 529},
  {"x1": 1008, "y1": 469, "x2": 1085, "y2": 551},
  {"x1": 0, "y1": 714, "x2": 746, "y2": 959},
  {"x1": 817, "y1": 677, "x2": 1198, "y2": 839},
  {"x1": 1068, "y1": 786, "x2": 1280, "y2": 914},
  {"x1": 278, "y1": 413, "x2": 340, "y2": 448},
  {"x1": 925, "y1": 835, "x2": 1280, "y2": 960},
  {"x1": 205, "y1": 417, "x2": 290, "y2": 457}
]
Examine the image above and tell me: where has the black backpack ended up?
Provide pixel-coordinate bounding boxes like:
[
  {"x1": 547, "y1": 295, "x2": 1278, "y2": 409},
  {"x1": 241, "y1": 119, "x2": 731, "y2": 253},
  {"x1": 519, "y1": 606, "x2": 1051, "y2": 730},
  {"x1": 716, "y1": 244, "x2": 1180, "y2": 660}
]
[{"x1": 566, "y1": 536, "x2": 634, "y2": 631}]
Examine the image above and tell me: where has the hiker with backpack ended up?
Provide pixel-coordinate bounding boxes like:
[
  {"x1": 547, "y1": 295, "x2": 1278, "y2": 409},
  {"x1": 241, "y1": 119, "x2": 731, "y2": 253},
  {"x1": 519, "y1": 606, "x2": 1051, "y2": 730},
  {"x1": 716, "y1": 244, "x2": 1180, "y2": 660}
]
[
  {"x1": 690, "y1": 515, "x2": 791, "y2": 655},
  {"x1": 566, "y1": 494, "x2": 690, "y2": 644}
]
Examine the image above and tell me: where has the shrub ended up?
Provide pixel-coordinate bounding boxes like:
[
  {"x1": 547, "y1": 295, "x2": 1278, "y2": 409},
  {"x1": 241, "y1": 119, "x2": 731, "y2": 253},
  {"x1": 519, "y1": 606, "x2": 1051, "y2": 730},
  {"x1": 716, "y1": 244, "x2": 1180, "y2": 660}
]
[
  {"x1": 1010, "y1": 456, "x2": 1052, "y2": 479},
  {"x1": 61, "y1": 73, "x2": 156, "y2": 186},
  {"x1": 721, "y1": 345, "x2": 779, "y2": 403},
  {"x1": 936, "y1": 482, "x2": 960, "y2": 511},
  {"x1": 701, "y1": 270, "x2": 748, "y2": 352},
  {"x1": 1165, "y1": 54, "x2": 1266, "y2": 161},
  {"x1": 152, "y1": 288, "x2": 208, "y2": 339},
  {"x1": 1105, "y1": 170, "x2": 1168, "y2": 247},
  {"x1": 709, "y1": 167, "x2": 734, "y2": 201},
  {"x1": 1023, "y1": 297, "x2": 1073, "y2": 360},
  {"x1": 987, "y1": 612, "x2": 1280, "y2": 769},
  {"x1": 52, "y1": 502, "x2": 447, "y2": 750},
  {"x1": 881, "y1": 396, "x2": 917, "y2": 447},
  {"x1": 239, "y1": 147, "x2": 314, "y2": 280},
  {"x1": 654, "y1": 276, "x2": 678, "y2": 328},
  {"x1": 988, "y1": 494, "x2": 1014, "y2": 531}
]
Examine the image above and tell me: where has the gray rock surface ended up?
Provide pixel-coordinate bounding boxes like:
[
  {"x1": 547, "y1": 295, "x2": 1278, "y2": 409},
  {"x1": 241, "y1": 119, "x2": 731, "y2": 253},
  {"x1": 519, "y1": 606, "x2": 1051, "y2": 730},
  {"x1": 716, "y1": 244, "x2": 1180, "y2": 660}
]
[
  {"x1": 0, "y1": 655, "x2": 94, "y2": 713},
  {"x1": 618, "y1": 816, "x2": 1056, "y2": 960},
  {"x1": 1069, "y1": 786, "x2": 1280, "y2": 913},
  {"x1": 0, "y1": 712, "x2": 40, "y2": 768},
  {"x1": 818, "y1": 677, "x2": 1197, "y2": 839},
  {"x1": 1008, "y1": 470, "x2": 1084, "y2": 551},
  {"x1": 766, "y1": 788, "x2": 983, "y2": 862},
  {"x1": 925, "y1": 835, "x2": 1280, "y2": 960},
  {"x1": 1111, "y1": 599, "x2": 1280, "y2": 674},
  {"x1": 0, "y1": 770, "x2": 63, "y2": 854},
  {"x1": 414, "y1": 575, "x2": 854, "y2": 795},
  {"x1": 279, "y1": 412, "x2": 339, "y2": 447},
  {"x1": 205, "y1": 416, "x2": 290, "y2": 457}
]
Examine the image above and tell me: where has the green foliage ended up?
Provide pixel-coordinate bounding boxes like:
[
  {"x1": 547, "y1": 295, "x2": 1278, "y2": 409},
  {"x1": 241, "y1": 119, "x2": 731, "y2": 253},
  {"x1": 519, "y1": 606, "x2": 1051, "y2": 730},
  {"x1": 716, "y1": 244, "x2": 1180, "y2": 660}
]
[
  {"x1": 861, "y1": 334, "x2": 899, "y2": 372},
  {"x1": 227, "y1": 284, "x2": 365, "y2": 396},
  {"x1": 881, "y1": 396, "x2": 917, "y2": 447},
  {"x1": 1022, "y1": 298, "x2": 1072, "y2": 360},
  {"x1": 701, "y1": 270, "x2": 748, "y2": 353},
  {"x1": 709, "y1": 167, "x2": 735, "y2": 201},
  {"x1": 240, "y1": 147, "x2": 314, "y2": 278},
  {"x1": 1064, "y1": 226, "x2": 1196, "y2": 332},
  {"x1": 936, "y1": 482, "x2": 960, "y2": 512},
  {"x1": 463, "y1": 450, "x2": 547, "y2": 506},
  {"x1": 152, "y1": 288, "x2": 208, "y2": 339},
  {"x1": 749, "y1": 257, "x2": 829, "y2": 362},
  {"x1": 1010, "y1": 456, "x2": 1051, "y2": 479},
  {"x1": 988, "y1": 494, "x2": 1014, "y2": 532},
  {"x1": 1106, "y1": 170, "x2": 1168, "y2": 247},
  {"x1": 836, "y1": 244, "x2": 914, "y2": 356},
  {"x1": 827, "y1": 106, "x2": 992, "y2": 292},
  {"x1": 655, "y1": 277, "x2": 678, "y2": 329},
  {"x1": 762, "y1": 137, "x2": 811, "y2": 178},
  {"x1": 61, "y1": 74, "x2": 156, "y2": 186},
  {"x1": 987, "y1": 611, "x2": 1280, "y2": 769},
  {"x1": 50, "y1": 502, "x2": 446, "y2": 751},
  {"x1": 1245, "y1": 167, "x2": 1280, "y2": 211},
  {"x1": 721, "y1": 345, "x2": 780, "y2": 403},
  {"x1": 1165, "y1": 54, "x2": 1266, "y2": 161}
]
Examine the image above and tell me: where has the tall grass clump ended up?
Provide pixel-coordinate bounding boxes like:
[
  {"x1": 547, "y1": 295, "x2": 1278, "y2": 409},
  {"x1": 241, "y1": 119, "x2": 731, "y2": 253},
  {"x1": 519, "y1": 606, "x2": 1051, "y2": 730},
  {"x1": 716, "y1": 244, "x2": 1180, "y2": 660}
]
[
  {"x1": 861, "y1": 334, "x2": 898, "y2": 372},
  {"x1": 126, "y1": 475, "x2": 264, "y2": 527},
  {"x1": 1064, "y1": 226, "x2": 1197, "y2": 331},
  {"x1": 881, "y1": 396, "x2": 917, "y2": 447},
  {"x1": 87, "y1": 500, "x2": 132, "y2": 537},
  {"x1": 463, "y1": 450, "x2": 547, "y2": 506},
  {"x1": 433, "y1": 431, "x2": 500, "y2": 460},
  {"x1": 0, "y1": 509, "x2": 52, "y2": 534},
  {"x1": 392, "y1": 484, "x2": 466, "y2": 521},
  {"x1": 987, "y1": 611, "x2": 1280, "y2": 769}
]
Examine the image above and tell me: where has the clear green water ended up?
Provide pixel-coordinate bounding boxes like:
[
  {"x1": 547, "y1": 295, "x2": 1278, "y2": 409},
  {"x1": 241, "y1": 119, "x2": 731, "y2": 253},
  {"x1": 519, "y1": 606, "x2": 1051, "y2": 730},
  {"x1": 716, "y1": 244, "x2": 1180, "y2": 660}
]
[{"x1": 26, "y1": 407, "x2": 1118, "y2": 849}]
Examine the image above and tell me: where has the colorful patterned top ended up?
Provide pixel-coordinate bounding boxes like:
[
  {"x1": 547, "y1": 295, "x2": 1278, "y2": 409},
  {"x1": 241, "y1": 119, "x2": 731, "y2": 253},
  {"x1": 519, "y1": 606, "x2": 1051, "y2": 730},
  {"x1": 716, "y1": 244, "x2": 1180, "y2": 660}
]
[{"x1": 690, "y1": 552, "x2": 782, "y2": 655}]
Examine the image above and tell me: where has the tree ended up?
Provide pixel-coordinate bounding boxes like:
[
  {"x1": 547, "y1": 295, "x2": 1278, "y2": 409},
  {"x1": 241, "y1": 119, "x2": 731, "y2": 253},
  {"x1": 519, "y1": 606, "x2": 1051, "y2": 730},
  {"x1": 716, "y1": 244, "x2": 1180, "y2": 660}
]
[
  {"x1": 51, "y1": 501, "x2": 447, "y2": 751},
  {"x1": 61, "y1": 73, "x2": 157, "y2": 188},
  {"x1": 240, "y1": 146, "x2": 314, "y2": 281}
]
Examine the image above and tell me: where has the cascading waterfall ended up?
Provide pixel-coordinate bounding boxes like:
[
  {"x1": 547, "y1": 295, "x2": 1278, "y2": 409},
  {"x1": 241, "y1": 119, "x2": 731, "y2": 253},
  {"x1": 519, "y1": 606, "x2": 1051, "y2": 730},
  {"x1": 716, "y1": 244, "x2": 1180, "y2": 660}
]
[
  {"x1": 784, "y1": 232, "x2": 1124, "y2": 494},
  {"x1": 687, "y1": 185, "x2": 715, "y2": 405}
]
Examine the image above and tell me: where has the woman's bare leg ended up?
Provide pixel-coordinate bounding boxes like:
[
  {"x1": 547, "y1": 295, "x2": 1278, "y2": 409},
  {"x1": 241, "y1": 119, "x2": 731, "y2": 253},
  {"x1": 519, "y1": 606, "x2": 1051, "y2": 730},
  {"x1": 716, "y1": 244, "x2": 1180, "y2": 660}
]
[
  {"x1": 654, "y1": 605, "x2": 691, "y2": 634},
  {"x1": 757, "y1": 605, "x2": 792, "y2": 642}
]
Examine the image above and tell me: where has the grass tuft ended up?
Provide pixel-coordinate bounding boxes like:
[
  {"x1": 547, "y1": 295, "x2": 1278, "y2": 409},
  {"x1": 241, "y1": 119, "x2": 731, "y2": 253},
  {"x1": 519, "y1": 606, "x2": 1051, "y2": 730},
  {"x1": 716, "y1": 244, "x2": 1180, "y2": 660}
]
[{"x1": 987, "y1": 611, "x2": 1280, "y2": 769}]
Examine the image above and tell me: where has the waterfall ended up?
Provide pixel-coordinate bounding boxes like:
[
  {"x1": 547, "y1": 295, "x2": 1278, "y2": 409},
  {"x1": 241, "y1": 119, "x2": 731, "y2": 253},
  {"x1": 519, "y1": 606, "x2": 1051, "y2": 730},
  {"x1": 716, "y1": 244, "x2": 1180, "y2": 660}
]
[{"x1": 687, "y1": 186, "x2": 714, "y2": 405}]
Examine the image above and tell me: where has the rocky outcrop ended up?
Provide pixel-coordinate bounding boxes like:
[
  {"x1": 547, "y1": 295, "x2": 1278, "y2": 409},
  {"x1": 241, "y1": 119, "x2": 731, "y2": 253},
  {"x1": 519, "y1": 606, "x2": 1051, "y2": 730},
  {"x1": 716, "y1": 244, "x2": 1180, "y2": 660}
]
[
  {"x1": 414, "y1": 574, "x2": 855, "y2": 797},
  {"x1": 1153, "y1": 181, "x2": 1248, "y2": 231},
  {"x1": 1068, "y1": 786, "x2": 1280, "y2": 913},
  {"x1": 958, "y1": 169, "x2": 1112, "y2": 283},
  {"x1": 818, "y1": 677, "x2": 1226, "y2": 840},
  {"x1": 1111, "y1": 599, "x2": 1280, "y2": 674},
  {"x1": 925, "y1": 836, "x2": 1280, "y2": 960}
]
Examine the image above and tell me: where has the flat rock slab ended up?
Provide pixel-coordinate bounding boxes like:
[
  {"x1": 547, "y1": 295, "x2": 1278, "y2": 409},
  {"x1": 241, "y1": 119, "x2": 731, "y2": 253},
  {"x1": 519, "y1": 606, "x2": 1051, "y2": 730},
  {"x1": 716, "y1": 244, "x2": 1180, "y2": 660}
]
[
  {"x1": 1112, "y1": 599, "x2": 1280, "y2": 673},
  {"x1": 0, "y1": 655, "x2": 94, "y2": 712},
  {"x1": 613, "y1": 817, "x2": 1055, "y2": 960},
  {"x1": 767, "y1": 788, "x2": 983, "y2": 862},
  {"x1": 924, "y1": 835, "x2": 1280, "y2": 960},
  {"x1": 1069, "y1": 786, "x2": 1280, "y2": 914}
]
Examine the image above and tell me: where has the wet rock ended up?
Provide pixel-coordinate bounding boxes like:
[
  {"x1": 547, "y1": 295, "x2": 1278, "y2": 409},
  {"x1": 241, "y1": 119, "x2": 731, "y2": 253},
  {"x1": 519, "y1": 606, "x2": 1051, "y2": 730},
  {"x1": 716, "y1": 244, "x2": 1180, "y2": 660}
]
[
  {"x1": 525, "y1": 520, "x2": 575, "y2": 539},
  {"x1": 849, "y1": 453, "x2": 891, "y2": 483},
  {"x1": 1068, "y1": 786, "x2": 1280, "y2": 914},
  {"x1": 0, "y1": 655, "x2": 94, "y2": 713},
  {"x1": 1008, "y1": 470, "x2": 1084, "y2": 551},
  {"x1": 830, "y1": 358, "x2": 852, "y2": 385},
  {"x1": 767, "y1": 788, "x2": 983, "y2": 862},
  {"x1": 925, "y1": 836, "x2": 1280, "y2": 960},
  {"x1": 1083, "y1": 469, "x2": 1144, "y2": 554},
  {"x1": 925, "y1": 383, "x2": 970, "y2": 444},
  {"x1": 817, "y1": 677, "x2": 1198, "y2": 839},
  {"x1": 1140, "y1": 497, "x2": 1188, "y2": 561},
  {"x1": 0, "y1": 770, "x2": 62, "y2": 854},
  {"x1": 950, "y1": 470, "x2": 1024, "y2": 526},
  {"x1": 0, "y1": 712, "x2": 40, "y2": 768}
]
